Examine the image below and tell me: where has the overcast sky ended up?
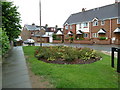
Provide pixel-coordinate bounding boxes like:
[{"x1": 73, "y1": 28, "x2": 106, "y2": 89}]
[{"x1": 11, "y1": 0, "x2": 115, "y2": 28}]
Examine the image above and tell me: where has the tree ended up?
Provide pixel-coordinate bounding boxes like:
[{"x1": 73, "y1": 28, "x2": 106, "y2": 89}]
[
  {"x1": 45, "y1": 24, "x2": 48, "y2": 29},
  {"x1": 2, "y1": 1, "x2": 22, "y2": 41},
  {"x1": 55, "y1": 25, "x2": 58, "y2": 29}
]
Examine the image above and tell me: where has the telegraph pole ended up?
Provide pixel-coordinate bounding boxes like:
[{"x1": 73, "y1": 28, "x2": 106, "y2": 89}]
[{"x1": 39, "y1": 0, "x2": 42, "y2": 46}]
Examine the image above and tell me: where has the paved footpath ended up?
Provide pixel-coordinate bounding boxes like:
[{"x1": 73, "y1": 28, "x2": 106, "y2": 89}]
[
  {"x1": 2, "y1": 46, "x2": 32, "y2": 88},
  {"x1": 101, "y1": 51, "x2": 118, "y2": 58}
]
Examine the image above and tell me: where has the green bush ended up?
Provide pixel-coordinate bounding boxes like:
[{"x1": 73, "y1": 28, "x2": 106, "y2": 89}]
[
  {"x1": 52, "y1": 34, "x2": 57, "y2": 40},
  {"x1": 78, "y1": 48, "x2": 101, "y2": 60},
  {"x1": 35, "y1": 46, "x2": 101, "y2": 62},
  {"x1": 55, "y1": 38, "x2": 61, "y2": 40},
  {"x1": 76, "y1": 38, "x2": 84, "y2": 40},
  {"x1": 99, "y1": 37, "x2": 106, "y2": 40},
  {"x1": 35, "y1": 46, "x2": 61, "y2": 61},
  {"x1": 52, "y1": 34, "x2": 62, "y2": 40},
  {"x1": 69, "y1": 37, "x2": 74, "y2": 41},
  {"x1": 0, "y1": 28, "x2": 10, "y2": 56},
  {"x1": 61, "y1": 47, "x2": 78, "y2": 61}
]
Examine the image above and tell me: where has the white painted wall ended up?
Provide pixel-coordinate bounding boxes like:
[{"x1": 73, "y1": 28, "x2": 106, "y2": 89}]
[
  {"x1": 76, "y1": 23, "x2": 90, "y2": 33},
  {"x1": 49, "y1": 37, "x2": 53, "y2": 43},
  {"x1": 44, "y1": 32, "x2": 54, "y2": 43},
  {"x1": 45, "y1": 32, "x2": 54, "y2": 36}
]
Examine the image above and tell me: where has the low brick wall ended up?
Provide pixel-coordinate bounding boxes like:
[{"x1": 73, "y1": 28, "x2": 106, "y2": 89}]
[
  {"x1": 115, "y1": 39, "x2": 120, "y2": 45},
  {"x1": 64, "y1": 40, "x2": 70, "y2": 44},
  {"x1": 95, "y1": 39, "x2": 111, "y2": 45},
  {"x1": 53, "y1": 40, "x2": 62, "y2": 43},
  {"x1": 31, "y1": 37, "x2": 49, "y2": 43},
  {"x1": 73, "y1": 40, "x2": 93, "y2": 44}
]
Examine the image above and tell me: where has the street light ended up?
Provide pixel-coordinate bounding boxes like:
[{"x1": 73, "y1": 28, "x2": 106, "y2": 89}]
[
  {"x1": 39, "y1": 28, "x2": 45, "y2": 46},
  {"x1": 39, "y1": 0, "x2": 45, "y2": 46},
  {"x1": 39, "y1": 0, "x2": 42, "y2": 46}
]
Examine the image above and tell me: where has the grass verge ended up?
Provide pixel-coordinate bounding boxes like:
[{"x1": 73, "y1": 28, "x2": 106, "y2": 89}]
[{"x1": 23, "y1": 46, "x2": 118, "y2": 88}]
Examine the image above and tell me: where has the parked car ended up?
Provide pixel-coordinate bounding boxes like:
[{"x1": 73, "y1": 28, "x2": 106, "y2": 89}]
[
  {"x1": 24, "y1": 39, "x2": 35, "y2": 44},
  {"x1": 14, "y1": 36, "x2": 23, "y2": 46}
]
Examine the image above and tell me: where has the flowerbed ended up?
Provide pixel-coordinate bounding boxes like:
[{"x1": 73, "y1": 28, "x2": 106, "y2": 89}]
[{"x1": 35, "y1": 46, "x2": 101, "y2": 64}]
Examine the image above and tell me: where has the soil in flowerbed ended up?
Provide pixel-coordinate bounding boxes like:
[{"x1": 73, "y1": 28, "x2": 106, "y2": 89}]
[{"x1": 38, "y1": 58, "x2": 101, "y2": 64}]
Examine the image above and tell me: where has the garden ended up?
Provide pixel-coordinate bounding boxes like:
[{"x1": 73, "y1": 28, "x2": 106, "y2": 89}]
[
  {"x1": 35, "y1": 46, "x2": 101, "y2": 64},
  {"x1": 23, "y1": 46, "x2": 118, "y2": 88}
]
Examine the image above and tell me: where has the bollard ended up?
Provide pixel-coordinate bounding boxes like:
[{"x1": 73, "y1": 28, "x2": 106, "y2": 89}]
[{"x1": 111, "y1": 47, "x2": 115, "y2": 68}]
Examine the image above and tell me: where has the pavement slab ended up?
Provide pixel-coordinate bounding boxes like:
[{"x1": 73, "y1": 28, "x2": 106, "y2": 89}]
[{"x1": 2, "y1": 46, "x2": 32, "y2": 88}]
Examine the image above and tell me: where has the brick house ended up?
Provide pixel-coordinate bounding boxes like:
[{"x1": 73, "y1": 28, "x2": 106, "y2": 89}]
[
  {"x1": 63, "y1": 2, "x2": 120, "y2": 44},
  {"x1": 21, "y1": 24, "x2": 55, "y2": 43},
  {"x1": 53, "y1": 28, "x2": 64, "y2": 43}
]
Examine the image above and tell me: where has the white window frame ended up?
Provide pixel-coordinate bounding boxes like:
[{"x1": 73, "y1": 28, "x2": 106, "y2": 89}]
[
  {"x1": 79, "y1": 23, "x2": 81, "y2": 28},
  {"x1": 84, "y1": 33, "x2": 88, "y2": 38},
  {"x1": 65, "y1": 25, "x2": 68, "y2": 30},
  {"x1": 93, "y1": 21, "x2": 98, "y2": 26},
  {"x1": 101, "y1": 20, "x2": 105, "y2": 25},
  {"x1": 83, "y1": 22, "x2": 88, "y2": 27},
  {"x1": 117, "y1": 18, "x2": 120, "y2": 24},
  {"x1": 70, "y1": 25, "x2": 72, "y2": 30}
]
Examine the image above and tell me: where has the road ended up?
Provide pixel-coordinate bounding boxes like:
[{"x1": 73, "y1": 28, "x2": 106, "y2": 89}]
[{"x1": 23, "y1": 43, "x2": 120, "y2": 52}]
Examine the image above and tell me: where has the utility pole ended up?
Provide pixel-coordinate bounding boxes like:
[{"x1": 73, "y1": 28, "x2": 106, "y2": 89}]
[{"x1": 39, "y1": 0, "x2": 42, "y2": 46}]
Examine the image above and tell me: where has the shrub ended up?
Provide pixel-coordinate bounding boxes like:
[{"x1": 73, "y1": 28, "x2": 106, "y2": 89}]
[
  {"x1": 52, "y1": 34, "x2": 57, "y2": 40},
  {"x1": 76, "y1": 38, "x2": 84, "y2": 40},
  {"x1": 0, "y1": 28, "x2": 10, "y2": 56},
  {"x1": 78, "y1": 48, "x2": 101, "y2": 60},
  {"x1": 55, "y1": 38, "x2": 61, "y2": 40},
  {"x1": 61, "y1": 47, "x2": 78, "y2": 61},
  {"x1": 35, "y1": 46, "x2": 101, "y2": 62},
  {"x1": 69, "y1": 37, "x2": 74, "y2": 41},
  {"x1": 99, "y1": 37, "x2": 106, "y2": 40}
]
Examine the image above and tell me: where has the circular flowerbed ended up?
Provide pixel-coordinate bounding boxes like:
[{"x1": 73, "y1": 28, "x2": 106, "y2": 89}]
[{"x1": 35, "y1": 46, "x2": 102, "y2": 64}]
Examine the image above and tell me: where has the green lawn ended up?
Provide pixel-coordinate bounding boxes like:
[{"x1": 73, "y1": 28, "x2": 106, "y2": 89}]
[{"x1": 23, "y1": 46, "x2": 118, "y2": 88}]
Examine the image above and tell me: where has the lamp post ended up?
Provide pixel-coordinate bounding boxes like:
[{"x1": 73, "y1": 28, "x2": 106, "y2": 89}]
[
  {"x1": 39, "y1": 0, "x2": 42, "y2": 46},
  {"x1": 39, "y1": 0, "x2": 45, "y2": 46}
]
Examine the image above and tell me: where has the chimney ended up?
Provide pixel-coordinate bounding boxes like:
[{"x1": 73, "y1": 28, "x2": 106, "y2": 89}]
[
  {"x1": 32, "y1": 23, "x2": 35, "y2": 26},
  {"x1": 115, "y1": 0, "x2": 120, "y2": 3},
  {"x1": 82, "y1": 8, "x2": 86, "y2": 12}
]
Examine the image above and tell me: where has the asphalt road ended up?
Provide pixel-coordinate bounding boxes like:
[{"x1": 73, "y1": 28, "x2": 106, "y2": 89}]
[{"x1": 23, "y1": 43, "x2": 120, "y2": 52}]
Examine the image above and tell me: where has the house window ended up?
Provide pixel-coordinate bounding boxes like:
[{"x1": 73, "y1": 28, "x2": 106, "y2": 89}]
[
  {"x1": 84, "y1": 33, "x2": 88, "y2": 38},
  {"x1": 83, "y1": 22, "x2": 88, "y2": 27},
  {"x1": 65, "y1": 25, "x2": 68, "y2": 30},
  {"x1": 101, "y1": 20, "x2": 105, "y2": 25},
  {"x1": 92, "y1": 33, "x2": 98, "y2": 38},
  {"x1": 79, "y1": 23, "x2": 81, "y2": 28},
  {"x1": 93, "y1": 21, "x2": 98, "y2": 26},
  {"x1": 117, "y1": 18, "x2": 120, "y2": 24},
  {"x1": 70, "y1": 25, "x2": 72, "y2": 29}
]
